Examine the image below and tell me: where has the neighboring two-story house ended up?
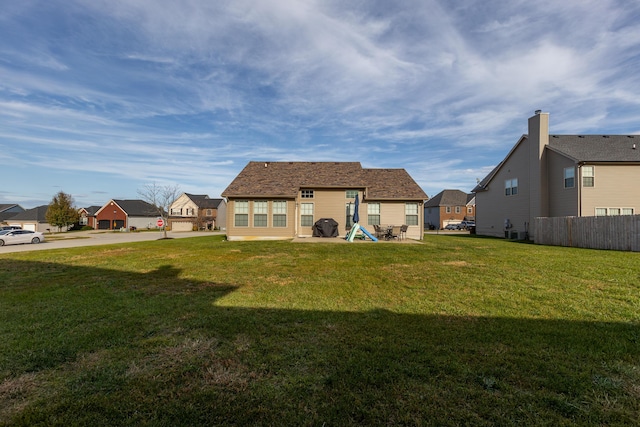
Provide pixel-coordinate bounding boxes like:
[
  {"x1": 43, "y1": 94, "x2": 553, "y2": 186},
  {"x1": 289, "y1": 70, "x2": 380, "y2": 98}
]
[
  {"x1": 424, "y1": 189, "x2": 475, "y2": 229},
  {"x1": 221, "y1": 161, "x2": 428, "y2": 241},
  {"x1": 168, "y1": 193, "x2": 227, "y2": 231},
  {"x1": 473, "y1": 111, "x2": 640, "y2": 239}
]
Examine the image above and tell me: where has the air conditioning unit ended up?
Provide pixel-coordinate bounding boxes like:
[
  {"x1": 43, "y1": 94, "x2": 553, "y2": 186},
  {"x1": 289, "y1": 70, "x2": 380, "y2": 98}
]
[{"x1": 510, "y1": 230, "x2": 519, "y2": 239}]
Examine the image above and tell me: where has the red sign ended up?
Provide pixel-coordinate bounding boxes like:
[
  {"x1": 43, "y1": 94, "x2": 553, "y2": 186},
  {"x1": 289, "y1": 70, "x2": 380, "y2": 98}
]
[{"x1": 156, "y1": 218, "x2": 164, "y2": 227}]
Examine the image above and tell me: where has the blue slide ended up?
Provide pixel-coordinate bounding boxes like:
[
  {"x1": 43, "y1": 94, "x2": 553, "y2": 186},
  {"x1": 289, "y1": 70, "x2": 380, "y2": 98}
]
[{"x1": 358, "y1": 226, "x2": 378, "y2": 242}]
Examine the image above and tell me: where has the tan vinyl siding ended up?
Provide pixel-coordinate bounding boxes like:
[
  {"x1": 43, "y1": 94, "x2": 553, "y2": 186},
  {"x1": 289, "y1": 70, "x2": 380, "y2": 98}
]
[
  {"x1": 300, "y1": 190, "x2": 350, "y2": 236},
  {"x1": 226, "y1": 199, "x2": 296, "y2": 240},
  {"x1": 580, "y1": 164, "x2": 640, "y2": 216}
]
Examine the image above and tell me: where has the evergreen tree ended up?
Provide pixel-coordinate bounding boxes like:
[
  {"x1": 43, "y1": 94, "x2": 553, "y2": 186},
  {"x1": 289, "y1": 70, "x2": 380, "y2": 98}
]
[{"x1": 46, "y1": 191, "x2": 79, "y2": 232}]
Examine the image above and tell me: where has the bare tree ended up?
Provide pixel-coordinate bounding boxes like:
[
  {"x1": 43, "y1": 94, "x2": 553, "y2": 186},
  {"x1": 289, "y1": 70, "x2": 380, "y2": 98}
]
[{"x1": 137, "y1": 182, "x2": 181, "y2": 239}]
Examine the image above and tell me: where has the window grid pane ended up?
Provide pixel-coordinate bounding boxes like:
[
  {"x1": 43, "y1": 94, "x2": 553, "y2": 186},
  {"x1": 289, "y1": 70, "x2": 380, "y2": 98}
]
[
  {"x1": 273, "y1": 201, "x2": 287, "y2": 227},
  {"x1": 273, "y1": 214, "x2": 286, "y2": 227},
  {"x1": 301, "y1": 203, "x2": 314, "y2": 227},
  {"x1": 254, "y1": 214, "x2": 267, "y2": 227}
]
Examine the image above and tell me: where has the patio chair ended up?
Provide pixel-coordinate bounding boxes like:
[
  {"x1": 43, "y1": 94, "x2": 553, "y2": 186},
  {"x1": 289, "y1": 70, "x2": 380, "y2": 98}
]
[
  {"x1": 400, "y1": 224, "x2": 408, "y2": 240},
  {"x1": 389, "y1": 226, "x2": 401, "y2": 240}
]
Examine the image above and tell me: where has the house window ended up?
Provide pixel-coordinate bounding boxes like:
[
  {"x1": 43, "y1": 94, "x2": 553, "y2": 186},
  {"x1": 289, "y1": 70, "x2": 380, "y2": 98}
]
[
  {"x1": 346, "y1": 203, "x2": 354, "y2": 228},
  {"x1": 445, "y1": 206, "x2": 451, "y2": 213},
  {"x1": 301, "y1": 203, "x2": 314, "y2": 227},
  {"x1": 171, "y1": 208, "x2": 182, "y2": 215},
  {"x1": 368, "y1": 203, "x2": 380, "y2": 225},
  {"x1": 206, "y1": 209, "x2": 212, "y2": 216},
  {"x1": 455, "y1": 206, "x2": 461, "y2": 214},
  {"x1": 564, "y1": 167, "x2": 575, "y2": 188},
  {"x1": 467, "y1": 206, "x2": 473, "y2": 214},
  {"x1": 346, "y1": 190, "x2": 359, "y2": 199},
  {"x1": 254, "y1": 201, "x2": 268, "y2": 227},
  {"x1": 80, "y1": 216, "x2": 88, "y2": 226},
  {"x1": 234, "y1": 201, "x2": 249, "y2": 227},
  {"x1": 186, "y1": 208, "x2": 194, "y2": 216},
  {"x1": 405, "y1": 203, "x2": 419, "y2": 226},
  {"x1": 596, "y1": 207, "x2": 634, "y2": 216},
  {"x1": 505, "y1": 178, "x2": 518, "y2": 196},
  {"x1": 582, "y1": 166, "x2": 594, "y2": 187},
  {"x1": 301, "y1": 190, "x2": 314, "y2": 198},
  {"x1": 273, "y1": 201, "x2": 287, "y2": 227}
]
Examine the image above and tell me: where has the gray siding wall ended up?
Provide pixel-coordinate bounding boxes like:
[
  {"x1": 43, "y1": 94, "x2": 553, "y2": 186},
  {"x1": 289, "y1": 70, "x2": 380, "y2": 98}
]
[
  {"x1": 476, "y1": 140, "x2": 531, "y2": 238},
  {"x1": 547, "y1": 151, "x2": 578, "y2": 217}
]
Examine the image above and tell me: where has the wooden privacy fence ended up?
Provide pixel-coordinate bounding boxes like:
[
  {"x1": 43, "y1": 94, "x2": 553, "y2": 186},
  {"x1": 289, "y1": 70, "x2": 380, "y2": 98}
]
[{"x1": 534, "y1": 215, "x2": 640, "y2": 252}]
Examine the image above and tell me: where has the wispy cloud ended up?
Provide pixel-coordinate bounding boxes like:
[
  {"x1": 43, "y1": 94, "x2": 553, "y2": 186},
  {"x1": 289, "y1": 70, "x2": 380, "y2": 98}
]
[{"x1": 1, "y1": 0, "x2": 640, "y2": 207}]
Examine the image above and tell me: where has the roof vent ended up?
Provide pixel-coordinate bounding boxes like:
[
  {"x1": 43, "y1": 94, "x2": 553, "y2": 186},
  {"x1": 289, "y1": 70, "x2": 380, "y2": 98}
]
[
  {"x1": 633, "y1": 144, "x2": 637, "y2": 150},
  {"x1": 578, "y1": 135, "x2": 585, "y2": 138},
  {"x1": 603, "y1": 135, "x2": 610, "y2": 138}
]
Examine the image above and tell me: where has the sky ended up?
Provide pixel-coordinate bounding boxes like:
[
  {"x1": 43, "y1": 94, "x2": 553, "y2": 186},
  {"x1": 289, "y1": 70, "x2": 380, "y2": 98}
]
[{"x1": 2, "y1": 0, "x2": 640, "y2": 209}]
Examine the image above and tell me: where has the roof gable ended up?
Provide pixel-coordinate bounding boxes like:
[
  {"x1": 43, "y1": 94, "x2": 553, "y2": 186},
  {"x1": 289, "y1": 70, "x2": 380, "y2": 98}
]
[
  {"x1": 0, "y1": 204, "x2": 25, "y2": 213},
  {"x1": 424, "y1": 189, "x2": 469, "y2": 207}
]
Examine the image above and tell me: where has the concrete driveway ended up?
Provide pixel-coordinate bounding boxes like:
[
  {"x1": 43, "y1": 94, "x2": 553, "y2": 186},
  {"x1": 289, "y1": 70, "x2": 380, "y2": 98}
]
[{"x1": 0, "y1": 230, "x2": 223, "y2": 254}]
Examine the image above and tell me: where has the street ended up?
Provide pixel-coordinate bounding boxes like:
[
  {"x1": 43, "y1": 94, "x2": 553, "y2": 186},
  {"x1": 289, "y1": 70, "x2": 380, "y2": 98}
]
[{"x1": 0, "y1": 230, "x2": 222, "y2": 254}]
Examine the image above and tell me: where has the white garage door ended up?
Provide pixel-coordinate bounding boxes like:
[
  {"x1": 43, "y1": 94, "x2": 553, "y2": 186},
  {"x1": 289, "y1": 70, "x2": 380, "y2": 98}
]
[
  {"x1": 172, "y1": 221, "x2": 194, "y2": 232},
  {"x1": 21, "y1": 224, "x2": 36, "y2": 231}
]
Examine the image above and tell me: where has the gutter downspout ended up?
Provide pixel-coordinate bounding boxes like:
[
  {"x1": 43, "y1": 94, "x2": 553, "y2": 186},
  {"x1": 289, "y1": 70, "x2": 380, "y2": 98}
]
[{"x1": 577, "y1": 162, "x2": 583, "y2": 217}]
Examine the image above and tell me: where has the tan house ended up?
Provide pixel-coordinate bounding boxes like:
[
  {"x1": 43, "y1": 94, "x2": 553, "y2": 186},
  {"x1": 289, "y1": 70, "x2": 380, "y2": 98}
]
[
  {"x1": 424, "y1": 189, "x2": 475, "y2": 229},
  {"x1": 221, "y1": 161, "x2": 428, "y2": 241},
  {"x1": 473, "y1": 111, "x2": 640, "y2": 239},
  {"x1": 5, "y1": 205, "x2": 52, "y2": 232},
  {"x1": 168, "y1": 193, "x2": 227, "y2": 231}
]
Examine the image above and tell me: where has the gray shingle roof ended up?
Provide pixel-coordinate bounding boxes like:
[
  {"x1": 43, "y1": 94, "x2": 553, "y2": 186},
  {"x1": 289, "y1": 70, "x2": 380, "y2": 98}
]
[
  {"x1": 112, "y1": 200, "x2": 159, "y2": 217},
  {"x1": 424, "y1": 189, "x2": 469, "y2": 207},
  {"x1": 9, "y1": 205, "x2": 49, "y2": 222},
  {"x1": 185, "y1": 194, "x2": 224, "y2": 209},
  {"x1": 548, "y1": 135, "x2": 640, "y2": 162},
  {"x1": 222, "y1": 161, "x2": 427, "y2": 200}
]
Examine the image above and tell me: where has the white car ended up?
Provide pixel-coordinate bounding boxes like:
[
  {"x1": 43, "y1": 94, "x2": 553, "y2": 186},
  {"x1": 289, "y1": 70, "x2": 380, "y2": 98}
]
[{"x1": 0, "y1": 229, "x2": 45, "y2": 246}]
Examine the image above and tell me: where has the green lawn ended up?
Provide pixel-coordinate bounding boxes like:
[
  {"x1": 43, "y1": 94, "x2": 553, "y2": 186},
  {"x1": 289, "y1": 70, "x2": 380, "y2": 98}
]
[{"x1": 1, "y1": 235, "x2": 638, "y2": 426}]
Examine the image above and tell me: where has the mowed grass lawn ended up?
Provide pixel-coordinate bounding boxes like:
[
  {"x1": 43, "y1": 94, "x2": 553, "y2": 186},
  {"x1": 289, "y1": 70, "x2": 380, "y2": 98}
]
[{"x1": 1, "y1": 235, "x2": 638, "y2": 426}]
